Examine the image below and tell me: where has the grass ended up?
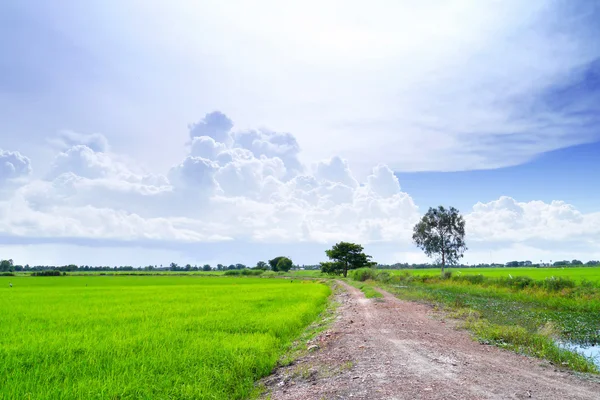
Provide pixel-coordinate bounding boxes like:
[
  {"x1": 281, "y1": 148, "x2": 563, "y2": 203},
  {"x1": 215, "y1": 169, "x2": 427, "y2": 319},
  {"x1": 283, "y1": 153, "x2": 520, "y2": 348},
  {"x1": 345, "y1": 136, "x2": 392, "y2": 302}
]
[
  {"x1": 0, "y1": 276, "x2": 330, "y2": 399},
  {"x1": 384, "y1": 266, "x2": 600, "y2": 283},
  {"x1": 350, "y1": 268, "x2": 600, "y2": 373},
  {"x1": 343, "y1": 279, "x2": 383, "y2": 299}
]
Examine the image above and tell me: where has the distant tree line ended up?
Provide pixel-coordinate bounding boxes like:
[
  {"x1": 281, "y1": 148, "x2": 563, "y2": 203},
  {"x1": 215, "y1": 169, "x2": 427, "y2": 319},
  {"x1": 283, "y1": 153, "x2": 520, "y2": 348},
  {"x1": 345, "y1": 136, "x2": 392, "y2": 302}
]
[
  {"x1": 0, "y1": 257, "x2": 300, "y2": 273},
  {"x1": 1, "y1": 254, "x2": 598, "y2": 275}
]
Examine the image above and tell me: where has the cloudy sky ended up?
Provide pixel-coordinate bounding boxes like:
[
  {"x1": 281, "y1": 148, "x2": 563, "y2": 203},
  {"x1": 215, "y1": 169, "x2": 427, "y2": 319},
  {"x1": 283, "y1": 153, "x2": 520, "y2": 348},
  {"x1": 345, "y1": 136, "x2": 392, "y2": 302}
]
[{"x1": 1, "y1": 0, "x2": 599, "y2": 267}]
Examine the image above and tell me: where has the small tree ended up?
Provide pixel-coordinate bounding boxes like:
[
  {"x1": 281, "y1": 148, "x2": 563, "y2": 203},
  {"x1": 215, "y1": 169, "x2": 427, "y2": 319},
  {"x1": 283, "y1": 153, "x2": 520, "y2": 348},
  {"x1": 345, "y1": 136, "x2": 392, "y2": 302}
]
[
  {"x1": 202, "y1": 264, "x2": 212, "y2": 271},
  {"x1": 321, "y1": 242, "x2": 375, "y2": 277},
  {"x1": 0, "y1": 259, "x2": 14, "y2": 273},
  {"x1": 276, "y1": 257, "x2": 293, "y2": 272},
  {"x1": 255, "y1": 261, "x2": 268, "y2": 270},
  {"x1": 412, "y1": 206, "x2": 467, "y2": 275},
  {"x1": 268, "y1": 257, "x2": 285, "y2": 272}
]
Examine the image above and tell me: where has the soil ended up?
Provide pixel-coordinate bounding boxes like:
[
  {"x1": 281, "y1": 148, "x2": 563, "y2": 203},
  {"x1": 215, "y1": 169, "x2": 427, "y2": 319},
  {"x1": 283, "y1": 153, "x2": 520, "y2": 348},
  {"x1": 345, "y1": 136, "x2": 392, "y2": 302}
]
[{"x1": 261, "y1": 281, "x2": 600, "y2": 399}]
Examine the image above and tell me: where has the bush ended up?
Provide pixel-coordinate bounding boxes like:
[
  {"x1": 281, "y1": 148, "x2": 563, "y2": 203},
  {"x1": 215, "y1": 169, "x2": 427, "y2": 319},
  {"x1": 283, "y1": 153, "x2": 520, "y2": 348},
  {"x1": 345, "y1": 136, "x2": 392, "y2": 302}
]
[
  {"x1": 376, "y1": 271, "x2": 391, "y2": 283},
  {"x1": 508, "y1": 276, "x2": 533, "y2": 290},
  {"x1": 541, "y1": 277, "x2": 575, "y2": 291},
  {"x1": 442, "y1": 271, "x2": 452, "y2": 280},
  {"x1": 31, "y1": 271, "x2": 63, "y2": 276},
  {"x1": 224, "y1": 269, "x2": 264, "y2": 276},
  {"x1": 224, "y1": 270, "x2": 241, "y2": 276},
  {"x1": 349, "y1": 268, "x2": 378, "y2": 282},
  {"x1": 455, "y1": 274, "x2": 485, "y2": 285},
  {"x1": 0, "y1": 272, "x2": 14, "y2": 276},
  {"x1": 241, "y1": 269, "x2": 264, "y2": 276}
]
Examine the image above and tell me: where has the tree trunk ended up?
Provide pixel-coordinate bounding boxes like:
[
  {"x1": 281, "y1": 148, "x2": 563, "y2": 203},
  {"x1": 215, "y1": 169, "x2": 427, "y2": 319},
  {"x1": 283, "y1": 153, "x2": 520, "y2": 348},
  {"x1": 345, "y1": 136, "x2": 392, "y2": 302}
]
[
  {"x1": 441, "y1": 250, "x2": 445, "y2": 275},
  {"x1": 343, "y1": 261, "x2": 348, "y2": 277}
]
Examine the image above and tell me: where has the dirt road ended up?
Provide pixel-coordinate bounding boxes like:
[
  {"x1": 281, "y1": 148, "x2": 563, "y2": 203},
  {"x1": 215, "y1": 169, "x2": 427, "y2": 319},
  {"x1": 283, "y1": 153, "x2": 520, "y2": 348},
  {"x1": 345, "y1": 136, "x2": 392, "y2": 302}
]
[{"x1": 263, "y1": 281, "x2": 600, "y2": 399}]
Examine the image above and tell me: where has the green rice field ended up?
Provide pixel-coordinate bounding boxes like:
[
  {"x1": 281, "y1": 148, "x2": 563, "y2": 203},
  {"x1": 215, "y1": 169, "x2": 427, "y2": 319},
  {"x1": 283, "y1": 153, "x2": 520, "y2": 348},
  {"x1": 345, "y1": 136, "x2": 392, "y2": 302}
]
[
  {"x1": 386, "y1": 267, "x2": 600, "y2": 282},
  {"x1": 0, "y1": 276, "x2": 330, "y2": 399}
]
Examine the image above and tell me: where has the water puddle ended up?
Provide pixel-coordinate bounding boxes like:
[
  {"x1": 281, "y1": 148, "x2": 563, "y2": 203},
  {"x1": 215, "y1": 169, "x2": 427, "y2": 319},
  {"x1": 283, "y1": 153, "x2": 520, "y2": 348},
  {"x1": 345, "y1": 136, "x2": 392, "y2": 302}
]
[{"x1": 560, "y1": 342, "x2": 600, "y2": 368}]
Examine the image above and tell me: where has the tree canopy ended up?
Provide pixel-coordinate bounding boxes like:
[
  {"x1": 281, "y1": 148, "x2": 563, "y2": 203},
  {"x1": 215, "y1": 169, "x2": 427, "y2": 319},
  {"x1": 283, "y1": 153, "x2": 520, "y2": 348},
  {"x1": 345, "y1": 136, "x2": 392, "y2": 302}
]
[
  {"x1": 413, "y1": 206, "x2": 466, "y2": 274},
  {"x1": 268, "y1": 256, "x2": 293, "y2": 272},
  {"x1": 276, "y1": 257, "x2": 293, "y2": 272},
  {"x1": 320, "y1": 242, "x2": 375, "y2": 277},
  {"x1": 254, "y1": 261, "x2": 268, "y2": 270}
]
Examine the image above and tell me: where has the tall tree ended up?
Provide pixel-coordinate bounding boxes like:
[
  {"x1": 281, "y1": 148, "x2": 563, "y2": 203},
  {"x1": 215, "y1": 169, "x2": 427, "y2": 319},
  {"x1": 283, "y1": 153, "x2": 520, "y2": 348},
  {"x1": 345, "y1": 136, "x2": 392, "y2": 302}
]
[
  {"x1": 321, "y1": 242, "x2": 375, "y2": 277},
  {"x1": 412, "y1": 206, "x2": 467, "y2": 274}
]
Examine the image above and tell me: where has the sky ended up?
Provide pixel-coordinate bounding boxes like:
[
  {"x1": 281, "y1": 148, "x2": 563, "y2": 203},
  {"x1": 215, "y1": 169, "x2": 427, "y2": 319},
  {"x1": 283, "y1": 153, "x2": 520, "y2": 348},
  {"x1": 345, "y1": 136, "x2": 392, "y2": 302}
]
[{"x1": 1, "y1": 0, "x2": 600, "y2": 267}]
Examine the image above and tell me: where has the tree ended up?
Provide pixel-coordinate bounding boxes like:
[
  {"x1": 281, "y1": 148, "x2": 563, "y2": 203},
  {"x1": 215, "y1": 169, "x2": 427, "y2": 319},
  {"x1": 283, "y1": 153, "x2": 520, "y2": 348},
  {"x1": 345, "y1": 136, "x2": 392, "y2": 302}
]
[
  {"x1": 412, "y1": 206, "x2": 467, "y2": 275},
  {"x1": 217, "y1": 264, "x2": 224, "y2": 271},
  {"x1": 202, "y1": 264, "x2": 212, "y2": 271},
  {"x1": 571, "y1": 259, "x2": 583, "y2": 265},
  {"x1": 0, "y1": 259, "x2": 14, "y2": 272},
  {"x1": 269, "y1": 257, "x2": 286, "y2": 271},
  {"x1": 321, "y1": 242, "x2": 375, "y2": 277},
  {"x1": 276, "y1": 257, "x2": 293, "y2": 272},
  {"x1": 255, "y1": 261, "x2": 268, "y2": 270}
]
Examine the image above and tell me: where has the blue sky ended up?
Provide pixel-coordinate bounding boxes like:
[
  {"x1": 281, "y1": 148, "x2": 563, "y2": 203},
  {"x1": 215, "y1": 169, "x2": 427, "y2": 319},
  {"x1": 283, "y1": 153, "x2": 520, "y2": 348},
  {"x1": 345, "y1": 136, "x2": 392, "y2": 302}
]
[{"x1": 1, "y1": 0, "x2": 600, "y2": 266}]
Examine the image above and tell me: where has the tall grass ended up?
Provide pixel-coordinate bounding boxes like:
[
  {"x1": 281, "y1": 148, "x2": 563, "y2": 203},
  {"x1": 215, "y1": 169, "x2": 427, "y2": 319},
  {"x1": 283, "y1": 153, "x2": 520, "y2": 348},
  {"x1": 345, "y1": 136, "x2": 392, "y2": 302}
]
[
  {"x1": 0, "y1": 276, "x2": 330, "y2": 399},
  {"x1": 384, "y1": 266, "x2": 600, "y2": 283}
]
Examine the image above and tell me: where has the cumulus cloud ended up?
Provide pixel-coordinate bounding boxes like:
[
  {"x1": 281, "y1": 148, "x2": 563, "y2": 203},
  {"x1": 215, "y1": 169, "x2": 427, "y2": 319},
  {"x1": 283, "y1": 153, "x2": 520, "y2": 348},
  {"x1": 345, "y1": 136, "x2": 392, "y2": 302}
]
[
  {"x1": 48, "y1": 131, "x2": 109, "y2": 152},
  {"x1": 315, "y1": 156, "x2": 358, "y2": 188},
  {"x1": 367, "y1": 164, "x2": 401, "y2": 198},
  {"x1": 467, "y1": 196, "x2": 600, "y2": 244},
  {"x1": 0, "y1": 116, "x2": 423, "y2": 248},
  {"x1": 0, "y1": 149, "x2": 31, "y2": 184},
  {"x1": 232, "y1": 129, "x2": 302, "y2": 177},
  {"x1": 189, "y1": 111, "x2": 233, "y2": 143},
  {"x1": 2, "y1": 115, "x2": 599, "y2": 264}
]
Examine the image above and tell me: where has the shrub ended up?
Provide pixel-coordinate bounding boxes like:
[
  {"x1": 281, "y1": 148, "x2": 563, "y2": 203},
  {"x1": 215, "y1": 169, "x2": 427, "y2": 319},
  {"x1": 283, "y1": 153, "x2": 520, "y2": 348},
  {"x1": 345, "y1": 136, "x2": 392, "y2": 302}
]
[
  {"x1": 241, "y1": 269, "x2": 263, "y2": 276},
  {"x1": 224, "y1": 270, "x2": 241, "y2": 276},
  {"x1": 376, "y1": 271, "x2": 391, "y2": 283},
  {"x1": 0, "y1": 272, "x2": 14, "y2": 276},
  {"x1": 455, "y1": 274, "x2": 485, "y2": 285},
  {"x1": 31, "y1": 271, "x2": 62, "y2": 276},
  {"x1": 349, "y1": 268, "x2": 378, "y2": 282},
  {"x1": 541, "y1": 277, "x2": 575, "y2": 291},
  {"x1": 442, "y1": 271, "x2": 452, "y2": 280}
]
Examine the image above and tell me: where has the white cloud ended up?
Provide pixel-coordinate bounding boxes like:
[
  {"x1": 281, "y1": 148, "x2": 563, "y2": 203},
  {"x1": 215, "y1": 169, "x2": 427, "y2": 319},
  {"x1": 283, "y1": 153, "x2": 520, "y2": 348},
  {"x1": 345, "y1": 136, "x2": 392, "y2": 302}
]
[
  {"x1": 367, "y1": 164, "x2": 401, "y2": 198},
  {"x1": 0, "y1": 149, "x2": 31, "y2": 184},
  {"x1": 232, "y1": 129, "x2": 302, "y2": 177},
  {"x1": 48, "y1": 131, "x2": 110, "y2": 153},
  {"x1": 1, "y1": 114, "x2": 600, "y2": 265},
  {"x1": 189, "y1": 111, "x2": 233, "y2": 143},
  {"x1": 315, "y1": 156, "x2": 358, "y2": 188},
  {"x1": 467, "y1": 196, "x2": 600, "y2": 244}
]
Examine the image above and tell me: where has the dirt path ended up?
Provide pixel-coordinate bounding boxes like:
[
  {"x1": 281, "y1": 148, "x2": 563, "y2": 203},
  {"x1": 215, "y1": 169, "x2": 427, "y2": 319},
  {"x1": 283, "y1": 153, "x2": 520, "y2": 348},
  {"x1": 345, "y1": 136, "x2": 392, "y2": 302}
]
[{"x1": 262, "y1": 281, "x2": 600, "y2": 399}]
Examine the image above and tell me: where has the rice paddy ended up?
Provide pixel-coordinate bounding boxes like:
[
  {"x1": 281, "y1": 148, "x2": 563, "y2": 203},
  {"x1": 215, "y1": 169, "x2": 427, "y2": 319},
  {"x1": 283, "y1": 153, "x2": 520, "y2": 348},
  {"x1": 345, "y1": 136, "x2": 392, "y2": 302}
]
[{"x1": 0, "y1": 276, "x2": 330, "y2": 399}]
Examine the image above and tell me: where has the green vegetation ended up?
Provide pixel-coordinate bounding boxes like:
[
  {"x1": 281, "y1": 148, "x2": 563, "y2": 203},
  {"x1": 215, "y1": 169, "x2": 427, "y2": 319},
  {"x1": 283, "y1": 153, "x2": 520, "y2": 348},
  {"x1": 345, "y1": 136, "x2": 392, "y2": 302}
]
[
  {"x1": 0, "y1": 276, "x2": 330, "y2": 399},
  {"x1": 268, "y1": 256, "x2": 294, "y2": 272},
  {"x1": 345, "y1": 279, "x2": 383, "y2": 299},
  {"x1": 350, "y1": 268, "x2": 600, "y2": 373},
  {"x1": 412, "y1": 205, "x2": 467, "y2": 274},
  {"x1": 320, "y1": 241, "x2": 375, "y2": 277},
  {"x1": 383, "y1": 266, "x2": 600, "y2": 283}
]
